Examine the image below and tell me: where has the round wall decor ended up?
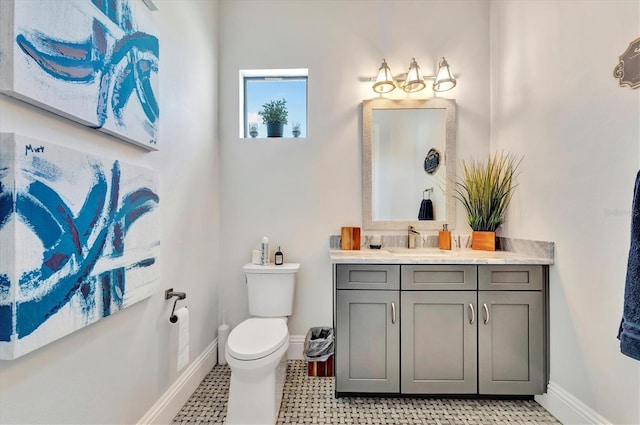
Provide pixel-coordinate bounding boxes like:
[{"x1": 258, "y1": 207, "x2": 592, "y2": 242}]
[{"x1": 424, "y1": 148, "x2": 441, "y2": 174}]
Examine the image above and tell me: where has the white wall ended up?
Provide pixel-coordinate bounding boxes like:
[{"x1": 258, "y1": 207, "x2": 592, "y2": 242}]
[
  {"x1": 490, "y1": 1, "x2": 640, "y2": 423},
  {"x1": 218, "y1": 0, "x2": 491, "y2": 336},
  {"x1": 0, "y1": 1, "x2": 220, "y2": 423}
]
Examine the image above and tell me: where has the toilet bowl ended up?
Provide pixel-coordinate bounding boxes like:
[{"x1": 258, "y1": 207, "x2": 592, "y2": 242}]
[
  {"x1": 224, "y1": 263, "x2": 299, "y2": 425},
  {"x1": 225, "y1": 318, "x2": 289, "y2": 425}
]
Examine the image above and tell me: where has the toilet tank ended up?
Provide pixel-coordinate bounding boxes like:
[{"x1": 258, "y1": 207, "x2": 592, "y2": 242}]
[{"x1": 243, "y1": 263, "x2": 300, "y2": 317}]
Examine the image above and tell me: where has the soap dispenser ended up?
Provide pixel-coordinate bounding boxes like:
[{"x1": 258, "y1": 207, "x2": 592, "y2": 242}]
[{"x1": 439, "y1": 224, "x2": 452, "y2": 250}]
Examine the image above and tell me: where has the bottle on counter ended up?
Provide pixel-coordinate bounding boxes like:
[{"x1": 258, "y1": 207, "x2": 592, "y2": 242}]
[
  {"x1": 261, "y1": 236, "x2": 269, "y2": 265},
  {"x1": 275, "y1": 246, "x2": 284, "y2": 265}
]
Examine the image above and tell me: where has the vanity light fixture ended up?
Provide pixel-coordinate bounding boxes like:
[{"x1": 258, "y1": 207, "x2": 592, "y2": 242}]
[
  {"x1": 433, "y1": 57, "x2": 457, "y2": 92},
  {"x1": 372, "y1": 59, "x2": 396, "y2": 94},
  {"x1": 403, "y1": 58, "x2": 426, "y2": 93},
  {"x1": 370, "y1": 57, "x2": 457, "y2": 94}
]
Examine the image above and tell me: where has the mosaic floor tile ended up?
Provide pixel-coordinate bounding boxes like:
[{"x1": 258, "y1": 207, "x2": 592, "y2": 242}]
[{"x1": 172, "y1": 360, "x2": 560, "y2": 425}]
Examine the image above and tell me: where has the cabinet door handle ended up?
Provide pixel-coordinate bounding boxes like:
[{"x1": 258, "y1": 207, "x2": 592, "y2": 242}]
[
  {"x1": 469, "y1": 303, "x2": 475, "y2": 324},
  {"x1": 483, "y1": 303, "x2": 490, "y2": 324},
  {"x1": 391, "y1": 302, "x2": 396, "y2": 324}
]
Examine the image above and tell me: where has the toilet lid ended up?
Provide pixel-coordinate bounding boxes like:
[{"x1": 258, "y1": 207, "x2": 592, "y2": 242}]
[{"x1": 227, "y1": 318, "x2": 289, "y2": 361}]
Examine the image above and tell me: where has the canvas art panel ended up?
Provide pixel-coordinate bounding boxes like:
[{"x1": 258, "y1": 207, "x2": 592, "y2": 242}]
[
  {"x1": 0, "y1": 0, "x2": 159, "y2": 150},
  {"x1": 0, "y1": 133, "x2": 160, "y2": 359}
]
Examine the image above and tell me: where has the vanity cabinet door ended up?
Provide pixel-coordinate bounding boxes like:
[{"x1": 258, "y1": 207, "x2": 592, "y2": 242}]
[
  {"x1": 401, "y1": 291, "x2": 477, "y2": 394},
  {"x1": 478, "y1": 291, "x2": 544, "y2": 394},
  {"x1": 336, "y1": 290, "x2": 400, "y2": 394}
]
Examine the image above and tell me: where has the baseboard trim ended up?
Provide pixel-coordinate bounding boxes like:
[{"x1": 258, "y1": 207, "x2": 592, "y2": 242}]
[
  {"x1": 535, "y1": 381, "x2": 611, "y2": 425},
  {"x1": 138, "y1": 339, "x2": 218, "y2": 424},
  {"x1": 288, "y1": 334, "x2": 305, "y2": 360}
]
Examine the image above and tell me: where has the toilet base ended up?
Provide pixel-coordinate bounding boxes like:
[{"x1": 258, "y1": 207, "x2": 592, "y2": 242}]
[{"x1": 225, "y1": 337, "x2": 289, "y2": 425}]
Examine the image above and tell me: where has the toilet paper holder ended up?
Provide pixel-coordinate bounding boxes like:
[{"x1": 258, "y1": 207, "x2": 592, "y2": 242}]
[{"x1": 165, "y1": 288, "x2": 187, "y2": 323}]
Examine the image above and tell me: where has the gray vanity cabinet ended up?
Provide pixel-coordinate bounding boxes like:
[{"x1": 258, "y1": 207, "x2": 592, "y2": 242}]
[
  {"x1": 334, "y1": 263, "x2": 547, "y2": 396},
  {"x1": 335, "y1": 265, "x2": 400, "y2": 393}
]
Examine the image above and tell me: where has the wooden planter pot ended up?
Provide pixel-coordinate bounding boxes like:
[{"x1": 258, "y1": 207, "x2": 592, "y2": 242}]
[{"x1": 472, "y1": 231, "x2": 496, "y2": 251}]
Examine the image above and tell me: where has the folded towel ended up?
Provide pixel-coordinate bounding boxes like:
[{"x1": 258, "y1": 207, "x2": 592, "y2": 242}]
[
  {"x1": 418, "y1": 199, "x2": 434, "y2": 220},
  {"x1": 619, "y1": 170, "x2": 640, "y2": 361}
]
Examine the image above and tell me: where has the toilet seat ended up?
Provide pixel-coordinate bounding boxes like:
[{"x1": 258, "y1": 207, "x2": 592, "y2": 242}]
[{"x1": 227, "y1": 318, "x2": 288, "y2": 361}]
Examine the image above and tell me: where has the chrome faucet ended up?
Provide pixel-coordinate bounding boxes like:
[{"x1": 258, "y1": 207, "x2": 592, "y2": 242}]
[{"x1": 408, "y1": 225, "x2": 420, "y2": 249}]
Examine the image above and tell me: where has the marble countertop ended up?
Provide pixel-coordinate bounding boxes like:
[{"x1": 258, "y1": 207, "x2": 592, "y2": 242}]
[{"x1": 329, "y1": 247, "x2": 554, "y2": 265}]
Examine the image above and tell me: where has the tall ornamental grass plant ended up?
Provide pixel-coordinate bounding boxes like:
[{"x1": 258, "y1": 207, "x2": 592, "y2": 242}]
[{"x1": 455, "y1": 152, "x2": 522, "y2": 232}]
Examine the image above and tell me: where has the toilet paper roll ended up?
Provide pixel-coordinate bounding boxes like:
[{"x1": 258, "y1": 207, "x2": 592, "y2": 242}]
[
  {"x1": 251, "y1": 249, "x2": 261, "y2": 265},
  {"x1": 173, "y1": 307, "x2": 190, "y2": 371}
]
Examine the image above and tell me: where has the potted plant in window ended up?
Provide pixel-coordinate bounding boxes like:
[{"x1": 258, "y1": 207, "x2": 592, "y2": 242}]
[
  {"x1": 454, "y1": 151, "x2": 522, "y2": 251},
  {"x1": 248, "y1": 122, "x2": 259, "y2": 138},
  {"x1": 258, "y1": 98, "x2": 288, "y2": 137},
  {"x1": 292, "y1": 122, "x2": 301, "y2": 138}
]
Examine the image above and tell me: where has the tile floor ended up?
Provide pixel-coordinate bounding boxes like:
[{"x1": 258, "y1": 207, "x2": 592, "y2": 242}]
[{"x1": 173, "y1": 360, "x2": 561, "y2": 424}]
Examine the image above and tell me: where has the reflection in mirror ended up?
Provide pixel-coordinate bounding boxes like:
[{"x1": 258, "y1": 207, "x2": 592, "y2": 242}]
[
  {"x1": 362, "y1": 98, "x2": 456, "y2": 231},
  {"x1": 372, "y1": 108, "x2": 446, "y2": 220}
]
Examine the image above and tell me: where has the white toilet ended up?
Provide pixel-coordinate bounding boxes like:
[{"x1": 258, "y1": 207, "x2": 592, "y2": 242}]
[{"x1": 225, "y1": 263, "x2": 300, "y2": 425}]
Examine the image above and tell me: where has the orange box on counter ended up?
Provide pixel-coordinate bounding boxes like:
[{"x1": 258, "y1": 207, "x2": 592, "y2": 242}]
[{"x1": 340, "y1": 227, "x2": 361, "y2": 250}]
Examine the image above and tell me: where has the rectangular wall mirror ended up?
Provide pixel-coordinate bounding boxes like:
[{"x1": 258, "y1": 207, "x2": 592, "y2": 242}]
[{"x1": 362, "y1": 98, "x2": 457, "y2": 230}]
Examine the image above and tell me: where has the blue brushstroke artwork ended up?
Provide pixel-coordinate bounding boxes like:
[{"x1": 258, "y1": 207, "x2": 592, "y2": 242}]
[
  {"x1": 0, "y1": 133, "x2": 160, "y2": 359},
  {"x1": 0, "y1": 0, "x2": 159, "y2": 150}
]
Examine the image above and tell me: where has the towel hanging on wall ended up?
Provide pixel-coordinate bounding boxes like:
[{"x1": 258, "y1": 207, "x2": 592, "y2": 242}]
[
  {"x1": 418, "y1": 188, "x2": 434, "y2": 220},
  {"x1": 418, "y1": 199, "x2": 433, "y2": 220},
  {"x1": 618, "y1": 170, "x2": 640, "y2": 361}
]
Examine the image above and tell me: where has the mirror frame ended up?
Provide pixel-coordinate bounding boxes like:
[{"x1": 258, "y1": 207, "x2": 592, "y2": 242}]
[{"x1": 362, "y1": 98, "x2": 457, "y2": 231}]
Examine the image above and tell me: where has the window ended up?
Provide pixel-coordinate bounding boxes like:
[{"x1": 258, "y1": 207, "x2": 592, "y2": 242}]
[{"x1": 240, "y1": 69, "x2": 308, "y2": 139}]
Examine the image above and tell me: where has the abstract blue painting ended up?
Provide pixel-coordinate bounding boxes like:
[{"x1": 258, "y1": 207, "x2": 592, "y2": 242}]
[
  {"x1": 0, "y1": 0, "x2": 159, "y2": 150},
  {"x1": 0, "y1": 133, "x2": 160, "y2": 359}
]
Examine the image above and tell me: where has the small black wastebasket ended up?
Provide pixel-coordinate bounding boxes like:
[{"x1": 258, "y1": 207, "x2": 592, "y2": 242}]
[{"x1": 303, "y1": 327, "x2": 334, "y2": 377}]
